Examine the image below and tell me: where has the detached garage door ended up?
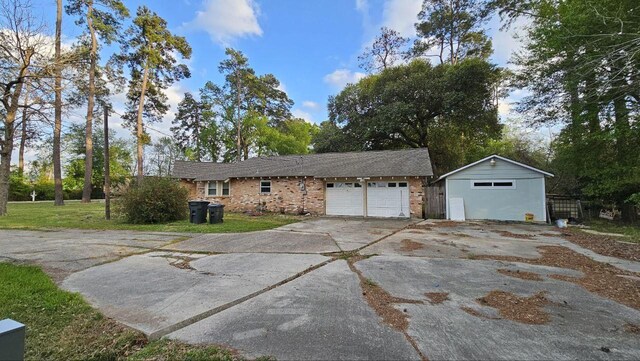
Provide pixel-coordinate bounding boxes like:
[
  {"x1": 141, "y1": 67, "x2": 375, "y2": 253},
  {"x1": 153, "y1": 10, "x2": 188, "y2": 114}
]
[
  {"x1": 326, "y1": 182, "x2": 364, "y2": 216},
  {"x1": 367, "y1": 182, "x2": 410, "y2": 218}
]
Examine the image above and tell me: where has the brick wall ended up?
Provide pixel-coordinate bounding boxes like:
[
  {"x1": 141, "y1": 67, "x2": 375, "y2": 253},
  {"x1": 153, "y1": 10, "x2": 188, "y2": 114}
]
[
  {"x1": 187, "y1": 176, "x2": 425, "y2": 218},
  {"x1": 408, "y1": 177, "x2": 425, "y2": 218},
  {"x1": 193, "y1": 177, "x2": 325, "y2": 215},
  {"x1": 179, "y1": 180, "x2": 198, "y2": 199}
]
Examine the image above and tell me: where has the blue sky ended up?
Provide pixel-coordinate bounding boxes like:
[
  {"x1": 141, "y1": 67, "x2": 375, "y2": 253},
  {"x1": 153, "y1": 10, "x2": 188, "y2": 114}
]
[{"x1": 19, "y1": 0, "x2": 529, "y2": 163}]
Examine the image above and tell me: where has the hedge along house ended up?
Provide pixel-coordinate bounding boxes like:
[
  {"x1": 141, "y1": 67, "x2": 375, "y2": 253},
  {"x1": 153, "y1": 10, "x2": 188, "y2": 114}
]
[
  {"x1": 172, "y1": 148, "x2": 433, "y2": 219},
  {"x1": 435, "y1": 155, "x2": 554, "y2": 222}
]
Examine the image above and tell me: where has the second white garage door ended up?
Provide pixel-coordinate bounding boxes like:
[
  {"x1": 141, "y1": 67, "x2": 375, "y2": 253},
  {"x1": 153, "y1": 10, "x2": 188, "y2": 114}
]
[
  {"x1": 325, "y1": 182, "x2": 364, "y2": 216},
  {"x1": 367, "y1": 181, "x2": 410, "y2": 218}
]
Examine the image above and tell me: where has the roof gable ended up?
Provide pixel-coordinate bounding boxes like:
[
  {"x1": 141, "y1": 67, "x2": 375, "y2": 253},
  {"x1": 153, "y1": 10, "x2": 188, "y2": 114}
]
[{"x1": 436, "y1": 155, "x2": 554, "y2": 182}]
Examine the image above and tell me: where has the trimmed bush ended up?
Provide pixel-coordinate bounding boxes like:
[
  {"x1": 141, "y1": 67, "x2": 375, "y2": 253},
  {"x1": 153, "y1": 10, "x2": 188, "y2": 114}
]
[{"x1": 114, "y1": 177, "x2": 189, "y2": 224}]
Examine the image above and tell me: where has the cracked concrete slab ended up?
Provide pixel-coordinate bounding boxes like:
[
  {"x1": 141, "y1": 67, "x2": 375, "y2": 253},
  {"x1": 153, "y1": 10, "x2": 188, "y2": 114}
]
[
  {"x1": 356, "y1": 256, "x2": 640, "y2": 360},
  {"x1": 62, "y1": 252, "x2": 329, "y2": 337},
  {"x1": 165, "y1": 230, "x2": 340, "y2": 254},
  {"x1": 168, "y1": 260, "x2": 421, "y2": 360},
  {"x1": 276, "y1": 217, "x2": 416, "y2": 251},
  {"x1": 361, "y1": 221, "x2": 640, "y2": 273},
  {"x1": 0, "y1": 229, "x2": 182, "y2": 281}
]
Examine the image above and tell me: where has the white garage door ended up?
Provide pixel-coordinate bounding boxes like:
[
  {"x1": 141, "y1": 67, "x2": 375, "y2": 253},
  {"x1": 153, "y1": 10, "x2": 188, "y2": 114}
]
[
  {"x1": 367, "y1": 182, "x2": 410, "y2": 218},
  {"x1": 326, "y1": 182, "x2": 364, "y2": 216}
]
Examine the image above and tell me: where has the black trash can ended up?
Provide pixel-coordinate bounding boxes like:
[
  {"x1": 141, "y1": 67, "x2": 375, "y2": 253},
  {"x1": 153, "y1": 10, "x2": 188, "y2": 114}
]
[
  {"x1": 208, "y1": 203, "x2": 224, "y2": 224},
  {"x1": 188, "y1": 201, "x2": 210, "y2": 224}
]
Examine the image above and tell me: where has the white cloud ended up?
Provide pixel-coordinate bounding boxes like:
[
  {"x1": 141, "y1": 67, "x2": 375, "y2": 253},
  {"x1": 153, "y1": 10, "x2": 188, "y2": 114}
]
[
  {"x1": 381, "y1": 0, "x2": 422, "y2": 37},
  {"x1": 292, "y1": 109, "x2": 313, "y2": 123},
  {"x1": 302, "y1": 100, "x2": 319, "y2": 110},
  {"x1": 276, "y1": 82, "x2": 287, "y2": 94},
  {"x1": 488, "y1": 16, "x2": 531, "y2": 67},
  {"x1": 355, "y1": 0, "x2": 368, "y2": 12},
  {"x1": 323, "y1": 69, "x2": 366, "y2": 89},
  {"x1": 184, "y1": 0, "x2": 262, "y2": 45},
  {"x1": 498, "y1": 100, "x2": 511, "y2": 117}
]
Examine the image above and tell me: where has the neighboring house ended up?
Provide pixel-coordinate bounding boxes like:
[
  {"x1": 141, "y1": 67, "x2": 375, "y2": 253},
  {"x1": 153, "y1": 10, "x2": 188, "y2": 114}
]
[
  {"x1": 435, "y1": 155, "x2": 554, "y2": 222},
  {"x1": 172, "y1": 148, "x2": 433, "y2": 218}
]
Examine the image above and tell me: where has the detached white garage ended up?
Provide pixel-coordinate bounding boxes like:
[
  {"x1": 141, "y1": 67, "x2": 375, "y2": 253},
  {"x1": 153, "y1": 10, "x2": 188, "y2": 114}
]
[{"x1": 437, "y1": 155, "x2": 553, "y2": 222}]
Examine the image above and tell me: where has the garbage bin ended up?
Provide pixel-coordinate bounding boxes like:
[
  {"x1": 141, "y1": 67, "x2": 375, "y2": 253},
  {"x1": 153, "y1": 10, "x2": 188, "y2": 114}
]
[
  {"x1": 208, "y1": 203, "x2": 224, "y2": 224},
  {"x1": 188, "y1": 201, "x2": 210, "y2": 224}
]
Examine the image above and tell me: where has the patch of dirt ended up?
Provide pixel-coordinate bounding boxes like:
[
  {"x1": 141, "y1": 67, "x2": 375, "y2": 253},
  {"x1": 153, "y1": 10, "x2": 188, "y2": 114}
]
[
  {"x1": 624, "y1": 323, "x2": 640, "y2": 334},
  {"x1": 477, "y1": 291, "x2": 551, "y2": 325},
  {"x1": 452, "y1": 232, "x2": 471, "y2": 238},
  {"x1": 407, "y1": 230, "x2": 426, "y2": 234},
  {"x1": 496, "y1": 231, "x2": 535, "y2": 239},
  {"x1": 399, "y1": 239, "x2": 425, "y2": 252},
  {"x1": 168, "y1": 256, "x2": 197, "y2": 271},
  {"x1": 347, "y1": 260, "x2": 423, "y2": 331},
  {"x1": 346, "y1": 258, "x2": 428, "y2": 361},
  {"x1": 562, "y1": 228, "x2": 640, "y2": 262},
  {"x1": 539, "y1": 232, "x2": 561, "y2": 237},
  {"x1": 425, "y1": 292, "x2": 449, "y2": 304},
  {"x1": 428, "y1": 221, "x2": 460, "y2": 228},
  {"x1": 497, "y1": 268, "x2": 543, "y2": 281},
  {"x1": 408, "y1": 224, "x2": 432, "y2": 230},
  {"x1": 477, "y1": 246, "x2": 640, "y2": 310}
]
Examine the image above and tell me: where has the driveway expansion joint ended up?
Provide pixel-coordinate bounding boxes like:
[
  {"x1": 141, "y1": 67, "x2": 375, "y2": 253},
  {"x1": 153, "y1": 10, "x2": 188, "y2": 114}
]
[{"x1": 148, "y1": 258, "x2": 336, "y2": 340}]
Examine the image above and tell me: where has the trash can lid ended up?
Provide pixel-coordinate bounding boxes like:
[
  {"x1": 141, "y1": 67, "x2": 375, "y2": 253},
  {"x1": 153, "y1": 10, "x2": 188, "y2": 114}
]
[
  {"x1": 189, "y1": 200, "x2": 210, "y2": 205},
  {"x1": 208, "y1": 203, "x2": 224, "y2": 208}
]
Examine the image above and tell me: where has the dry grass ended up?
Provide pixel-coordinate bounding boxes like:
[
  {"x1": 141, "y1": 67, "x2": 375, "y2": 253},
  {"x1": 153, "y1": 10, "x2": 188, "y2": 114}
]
[
  {"x1": 497, "y1": 269, "x2": 544, "y2": 281},
  {"x1": 478, "y1": 246, "x2": 640, "y2": 310},
  {"x1": 425, "y1": 292, "x2": 449, "y2": 304},
  {"x1": 477, "y1": 291, "x2": 551, "y2": 325},
  {"x1": 562, "y1": 228, "x2": 640, "y2": 262},
  {"x1": 496, "y1": 231, "x2": 536, "y2": 239},
  {"x1": 399, "y1": 239, "x2": 425, "y2": 252}
]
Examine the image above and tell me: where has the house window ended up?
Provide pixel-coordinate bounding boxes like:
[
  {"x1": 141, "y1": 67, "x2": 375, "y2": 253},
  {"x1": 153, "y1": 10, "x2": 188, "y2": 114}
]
[
  {"x1": 471, "y1": 180, "x2": 516, "y2": 189},
  {"x1": 260, "y1": 180, "x2": 271, "y2": 194},
  {"x1": 222, "y1": 182, "x2": 230, "y2": 196},
  {"x1": 207, "y1": 181, "x2": 217, "y2": 196}
]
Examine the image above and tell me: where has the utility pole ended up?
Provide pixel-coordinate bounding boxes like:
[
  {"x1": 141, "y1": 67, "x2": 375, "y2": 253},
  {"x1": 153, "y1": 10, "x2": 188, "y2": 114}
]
[{"x1": 103, "y1": 105, "x2": 111, "y2": 220}]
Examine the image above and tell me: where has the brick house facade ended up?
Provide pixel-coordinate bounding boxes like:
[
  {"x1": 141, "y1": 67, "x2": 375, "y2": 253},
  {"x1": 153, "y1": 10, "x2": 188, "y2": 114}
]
[
  {"x1": 174, "y1": 148, "x2": 433, "y2": 219},
  {"x1": 180, "y1": 176, "x2": 425, "y2": 218}
]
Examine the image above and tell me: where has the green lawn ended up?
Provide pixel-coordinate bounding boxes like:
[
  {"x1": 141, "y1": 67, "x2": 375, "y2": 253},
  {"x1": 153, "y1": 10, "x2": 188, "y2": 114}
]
[
  {"x1": 0, "y1": 201, "x2": 300, "y2": 233},
  {"x1": 0, "y1": 263, "x2": 246, "y2": 361},
  {"x1": 585, "y1": 218, "x2": 640, "y2": 243}
]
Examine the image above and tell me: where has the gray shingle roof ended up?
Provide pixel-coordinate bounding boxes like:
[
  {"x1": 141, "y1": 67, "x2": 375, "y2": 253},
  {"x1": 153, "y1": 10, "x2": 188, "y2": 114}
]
[{"x1": 172, "y1": 148, "x2": 433, "y2": 181}]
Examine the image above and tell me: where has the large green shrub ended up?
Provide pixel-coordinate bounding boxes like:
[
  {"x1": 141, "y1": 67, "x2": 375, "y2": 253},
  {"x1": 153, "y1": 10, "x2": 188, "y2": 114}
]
[
  {"x1": 9, "y1": 172, "x2": 31, "y2": 201},
  {"x1": 114, "y1": 177, "x2": 189, "y2": 224}
]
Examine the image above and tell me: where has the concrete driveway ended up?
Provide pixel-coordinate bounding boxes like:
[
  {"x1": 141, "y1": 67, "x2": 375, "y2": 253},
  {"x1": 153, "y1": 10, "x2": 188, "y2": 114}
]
[{"x1": 2, "y1": 218, "x2": 640, "y2": 360}]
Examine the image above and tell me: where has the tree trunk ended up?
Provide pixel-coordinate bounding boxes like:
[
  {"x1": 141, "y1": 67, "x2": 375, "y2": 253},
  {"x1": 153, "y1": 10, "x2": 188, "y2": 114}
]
[
  {"x1": 53, "y1": 0, "x2": 64, "y2": 206},
  {"x1": 0, "y1": 104, "x2": 20, "y2": 215},
  {"x1": 135, "y1": 63, "x2": 150, "y2": 183},
  {"x1": 82, "y1": 0, "x2": 97, "y2": 203},
  {"x1": 0, "y1": 50, "x2": 29, "y2": 215},
  {"x1": 235, "y1": 73, "x2": 242, "y2": 162},
  {"x1": 195, "y1": 108, "x2": 200, "y2": 162},
  {"x1": 18, "y1": 75, "x2": 30, "y2": 175},
  {"x1": 103, "y1": 105, "x2": 111, "y2": 220}
]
